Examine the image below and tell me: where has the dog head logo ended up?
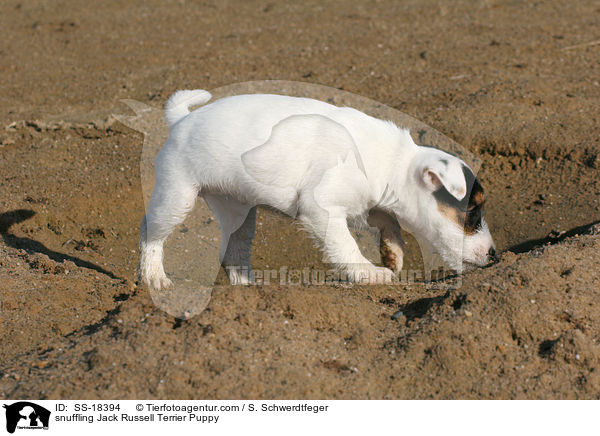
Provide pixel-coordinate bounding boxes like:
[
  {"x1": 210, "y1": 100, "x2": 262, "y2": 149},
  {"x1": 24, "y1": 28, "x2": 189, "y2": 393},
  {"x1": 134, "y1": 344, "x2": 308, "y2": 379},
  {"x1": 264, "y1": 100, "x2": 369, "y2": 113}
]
[{"x1": 3, "y1": 402, "x2": 50, "y2": 433}]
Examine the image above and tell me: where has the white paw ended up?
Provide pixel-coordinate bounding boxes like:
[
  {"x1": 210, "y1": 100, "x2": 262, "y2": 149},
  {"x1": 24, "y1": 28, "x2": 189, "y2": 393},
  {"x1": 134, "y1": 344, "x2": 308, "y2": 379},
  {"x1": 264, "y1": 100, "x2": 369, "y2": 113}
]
[
  {"x1": 145, "y1": 271, "x2": 173, "y2": 291},
  {"x1": 380, "y1": 240, "x2": 404, "y2": 274},
  {"x1": 349, "y1": 265, "x2": 396, "y2": 284},
  {"x1": 386, "y1": 256, "x2": 404, "y2": 274},
  {"x1": 139, "y1": 243, "x2": 172, "y2": 291}
]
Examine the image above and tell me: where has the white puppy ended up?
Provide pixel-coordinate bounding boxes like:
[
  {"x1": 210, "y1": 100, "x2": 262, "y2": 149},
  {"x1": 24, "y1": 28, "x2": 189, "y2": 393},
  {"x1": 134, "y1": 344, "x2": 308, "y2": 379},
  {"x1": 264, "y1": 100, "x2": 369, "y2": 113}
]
[{"x1": 139, "y1": 90, "x2": 496, "y2": 288}]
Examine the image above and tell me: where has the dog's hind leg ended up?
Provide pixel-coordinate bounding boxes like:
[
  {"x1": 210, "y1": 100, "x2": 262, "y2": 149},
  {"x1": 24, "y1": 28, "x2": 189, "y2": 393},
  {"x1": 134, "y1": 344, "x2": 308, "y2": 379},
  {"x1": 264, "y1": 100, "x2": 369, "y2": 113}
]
[
  {"x1": 203, "y1": 194, "x2": 256, "y2": 285},
  {"x1": 367, "y1": 209, "x2": 405, "y2": 274},
  {"x1": 139, "y1": 176, "x2": 199, "y2": 291}
]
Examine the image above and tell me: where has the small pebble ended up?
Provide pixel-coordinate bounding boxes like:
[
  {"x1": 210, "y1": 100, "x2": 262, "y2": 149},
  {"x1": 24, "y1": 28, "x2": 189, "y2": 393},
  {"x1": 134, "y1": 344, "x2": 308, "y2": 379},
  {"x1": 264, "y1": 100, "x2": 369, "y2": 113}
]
[{"x1": 391, "y1": 310, "x2": 403, "y2": 320}]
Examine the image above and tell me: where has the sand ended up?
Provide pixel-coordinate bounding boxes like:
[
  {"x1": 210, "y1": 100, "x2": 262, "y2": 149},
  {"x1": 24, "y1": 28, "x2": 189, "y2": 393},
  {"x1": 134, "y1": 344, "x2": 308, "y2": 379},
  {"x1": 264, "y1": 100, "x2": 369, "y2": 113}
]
[{"x1": 0, "y1": 0, "x2": 599, "y2": 399}]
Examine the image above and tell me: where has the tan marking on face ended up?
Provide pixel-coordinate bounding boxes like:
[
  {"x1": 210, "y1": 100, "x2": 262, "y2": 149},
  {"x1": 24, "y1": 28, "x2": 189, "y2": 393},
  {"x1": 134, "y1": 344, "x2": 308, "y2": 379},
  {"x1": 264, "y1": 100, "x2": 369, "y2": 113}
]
[
  {"x1": 437, "y1": 203, "x2": 479, "y2": 235},
  {"x1": 465, "y1": 183, "x2": 485, "y2": 234},
  {"x1": 470, "y1": 189, "x2": 485, "y2": 208}
]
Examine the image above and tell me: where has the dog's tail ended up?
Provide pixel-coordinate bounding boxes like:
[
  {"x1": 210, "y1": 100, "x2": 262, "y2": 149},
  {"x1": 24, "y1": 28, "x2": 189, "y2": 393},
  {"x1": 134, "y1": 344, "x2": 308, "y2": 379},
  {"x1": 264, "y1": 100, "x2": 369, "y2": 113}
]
[{"x1": 164, "y1": 89, "x2": 212, "y2": 126}]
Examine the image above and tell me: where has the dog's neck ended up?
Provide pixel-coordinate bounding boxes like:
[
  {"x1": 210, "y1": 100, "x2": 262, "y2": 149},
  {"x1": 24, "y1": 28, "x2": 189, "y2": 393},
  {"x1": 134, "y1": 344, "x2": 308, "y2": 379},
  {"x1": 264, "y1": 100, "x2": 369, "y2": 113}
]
[{"x1": 368, "y1": 130, "x2": 418, "y2": 214}]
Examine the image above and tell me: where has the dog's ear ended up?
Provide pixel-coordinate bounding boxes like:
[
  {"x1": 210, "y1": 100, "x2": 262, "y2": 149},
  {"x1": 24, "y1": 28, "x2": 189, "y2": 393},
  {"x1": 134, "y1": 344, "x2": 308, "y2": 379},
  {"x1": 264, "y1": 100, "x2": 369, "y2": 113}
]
[{"x1": 420, "y1": 155, "x2": 467, "y2": 201}]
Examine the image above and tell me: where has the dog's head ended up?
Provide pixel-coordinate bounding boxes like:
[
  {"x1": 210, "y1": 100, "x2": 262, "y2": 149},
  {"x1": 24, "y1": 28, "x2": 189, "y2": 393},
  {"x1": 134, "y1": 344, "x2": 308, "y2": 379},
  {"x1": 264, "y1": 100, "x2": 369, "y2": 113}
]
[{"x1": 399, "y1": 146, "x2": 496, "y2": 271}]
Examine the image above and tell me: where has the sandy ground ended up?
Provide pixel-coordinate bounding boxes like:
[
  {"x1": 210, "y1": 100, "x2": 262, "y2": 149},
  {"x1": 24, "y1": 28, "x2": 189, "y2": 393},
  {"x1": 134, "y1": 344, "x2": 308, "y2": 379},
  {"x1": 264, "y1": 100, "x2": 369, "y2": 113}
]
[{"x1": 0, "y1": 0, "x2": 599, "y2": 399}]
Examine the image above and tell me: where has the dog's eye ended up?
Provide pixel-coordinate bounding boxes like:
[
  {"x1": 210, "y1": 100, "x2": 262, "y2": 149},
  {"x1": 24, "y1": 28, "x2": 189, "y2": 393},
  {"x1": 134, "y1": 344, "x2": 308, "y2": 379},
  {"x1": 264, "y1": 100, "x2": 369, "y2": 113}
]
[{"x1": 464, "y1": 206, "x2": 483, "y2": 232}]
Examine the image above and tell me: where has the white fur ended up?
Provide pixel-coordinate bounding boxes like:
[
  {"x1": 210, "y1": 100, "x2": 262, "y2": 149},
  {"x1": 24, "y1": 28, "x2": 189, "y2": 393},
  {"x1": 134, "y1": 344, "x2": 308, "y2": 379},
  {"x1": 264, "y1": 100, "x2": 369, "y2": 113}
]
[{"x1": 139, "y1": 90, "x2": 495, "y2": 288}]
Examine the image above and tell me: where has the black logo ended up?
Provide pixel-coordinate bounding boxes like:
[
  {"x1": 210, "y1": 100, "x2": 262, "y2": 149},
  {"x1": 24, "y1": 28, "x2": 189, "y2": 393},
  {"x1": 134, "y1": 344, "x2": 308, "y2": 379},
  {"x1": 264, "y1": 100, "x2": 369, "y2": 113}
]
[{"x1": 3, "y1": 402, "x2": 50, "y2": 434}]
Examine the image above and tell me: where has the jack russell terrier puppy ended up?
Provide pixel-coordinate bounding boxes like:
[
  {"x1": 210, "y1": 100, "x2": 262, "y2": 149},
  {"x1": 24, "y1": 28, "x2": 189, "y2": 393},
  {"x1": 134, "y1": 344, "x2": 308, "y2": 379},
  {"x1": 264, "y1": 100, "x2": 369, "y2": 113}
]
[{"x1": 139, "y1": 90, "x2": 496, "y2": 288}]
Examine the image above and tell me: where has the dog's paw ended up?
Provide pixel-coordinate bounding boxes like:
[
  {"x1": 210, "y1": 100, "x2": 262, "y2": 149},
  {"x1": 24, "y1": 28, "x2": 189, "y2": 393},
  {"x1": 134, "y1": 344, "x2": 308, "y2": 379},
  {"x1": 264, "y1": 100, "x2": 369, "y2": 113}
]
[
  {"x1": 349, "y1": 265, "x2": 396, "y2": 284},
  {"x1": 144, "y1": 272, "x2": 173, "y2": 291},
  {"x1": 380, "y1": 237, "x2": 404, "y2": 274},
  {"x1": 381, "y1": 252, "x2": 403, "y2": 274}
]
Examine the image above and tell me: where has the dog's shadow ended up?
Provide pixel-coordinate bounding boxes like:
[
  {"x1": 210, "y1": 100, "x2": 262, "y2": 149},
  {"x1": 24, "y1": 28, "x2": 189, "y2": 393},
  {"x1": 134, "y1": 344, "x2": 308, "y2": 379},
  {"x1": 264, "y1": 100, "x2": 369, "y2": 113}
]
[
  {"x1": 508, "y1": 220, "x2": 600, "y2": 254},
  {"x1": 0, "y1": 209, "x2": 121, "y2": 280}
]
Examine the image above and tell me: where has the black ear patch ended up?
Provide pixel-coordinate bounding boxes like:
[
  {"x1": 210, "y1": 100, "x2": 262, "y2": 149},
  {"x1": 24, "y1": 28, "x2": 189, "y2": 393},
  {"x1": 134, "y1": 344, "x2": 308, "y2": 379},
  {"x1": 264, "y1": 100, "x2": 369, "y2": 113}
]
[{"x1": 434, "y1": 165, "x2": 485, "y2": 234}]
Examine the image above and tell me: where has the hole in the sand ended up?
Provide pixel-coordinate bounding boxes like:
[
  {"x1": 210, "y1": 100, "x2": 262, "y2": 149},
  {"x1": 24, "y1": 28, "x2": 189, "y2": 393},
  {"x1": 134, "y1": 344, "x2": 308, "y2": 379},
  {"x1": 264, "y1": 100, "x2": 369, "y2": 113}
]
[
  {"x1": 539, "y1": 339, "x2": 559, "y2": 358},
  {"x1": 113, "y1": 293, "x2": 130, "y2": 302},
  {"x1": 283, "y1": 305, "x2": 295, "y2": 320},
  {"x1": 398, "y1": 293, "x2": 449, "y2": 323},
  {"x1": 451, "y1": 294, "x2": 467, "y2": 310},
  {"x1": 379, "y1": 297, "x2": 397, "y2": 307},
  {"x1": 560, "y1": 268, "x2": 573, "y2": 277}
]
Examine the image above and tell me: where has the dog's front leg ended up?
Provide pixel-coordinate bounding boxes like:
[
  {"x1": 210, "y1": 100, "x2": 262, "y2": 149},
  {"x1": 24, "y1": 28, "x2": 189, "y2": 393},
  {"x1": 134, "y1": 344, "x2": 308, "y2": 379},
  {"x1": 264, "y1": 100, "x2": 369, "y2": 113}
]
[
  {"x1": 367, "y1": 209, "x2": 405, "y2": 274},
  {"x1": 416, "y1": 239, "x2": 446, "y2": 282},
  {"x1": 301, "y1": 209, "x2": 395, "y2": 284}
]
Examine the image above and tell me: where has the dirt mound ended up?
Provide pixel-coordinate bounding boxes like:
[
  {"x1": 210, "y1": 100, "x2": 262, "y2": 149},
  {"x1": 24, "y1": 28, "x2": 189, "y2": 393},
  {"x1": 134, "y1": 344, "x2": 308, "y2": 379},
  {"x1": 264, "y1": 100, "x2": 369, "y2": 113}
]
[{"x1": 1, "y1": 225, "x2": 599, "y2": 399}]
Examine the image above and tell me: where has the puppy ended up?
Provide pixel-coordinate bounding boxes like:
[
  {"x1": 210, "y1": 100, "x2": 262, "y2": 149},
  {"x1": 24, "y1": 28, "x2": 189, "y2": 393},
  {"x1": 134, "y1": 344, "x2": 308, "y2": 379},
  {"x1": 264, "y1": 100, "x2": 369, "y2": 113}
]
[{"x1": 139, "y1": 90, "x2": 495, "y2": 288}]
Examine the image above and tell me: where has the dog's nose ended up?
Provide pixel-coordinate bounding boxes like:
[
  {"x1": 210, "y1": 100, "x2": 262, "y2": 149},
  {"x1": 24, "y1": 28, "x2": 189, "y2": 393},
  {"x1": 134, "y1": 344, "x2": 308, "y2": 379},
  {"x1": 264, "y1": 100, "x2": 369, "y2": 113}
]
[{"x1": 488, "y1": 246, "x2": 497, "y2": 260}]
